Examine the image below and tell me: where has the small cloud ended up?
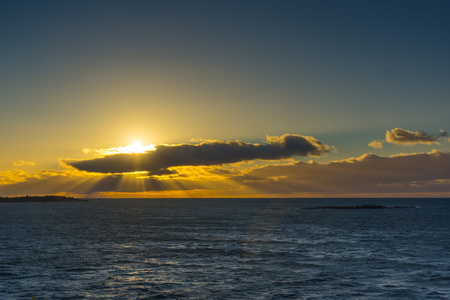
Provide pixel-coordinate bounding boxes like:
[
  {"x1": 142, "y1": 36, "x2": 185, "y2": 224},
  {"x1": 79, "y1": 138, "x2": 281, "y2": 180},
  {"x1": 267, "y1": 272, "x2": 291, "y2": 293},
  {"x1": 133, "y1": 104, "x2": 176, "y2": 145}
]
[
  {"x1": 368, "y1": 140, "x2": 384, "y2": 149},
  {"x1": 439, "y1": 130, "x2": 447, "y2": 137},
  {"x1": 13, "y1": 160, "x2": 35, "y2": 166},
  {"x1": 386, "y1": 128, "x2": 440, "y2": 145}
]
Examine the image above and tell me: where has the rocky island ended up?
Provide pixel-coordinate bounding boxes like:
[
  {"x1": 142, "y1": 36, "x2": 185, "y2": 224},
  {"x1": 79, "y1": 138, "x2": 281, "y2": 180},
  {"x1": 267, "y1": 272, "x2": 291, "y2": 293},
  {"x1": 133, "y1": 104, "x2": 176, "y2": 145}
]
[{"x1": 304, "y1": 204, "x2": 416, "y2": 209}]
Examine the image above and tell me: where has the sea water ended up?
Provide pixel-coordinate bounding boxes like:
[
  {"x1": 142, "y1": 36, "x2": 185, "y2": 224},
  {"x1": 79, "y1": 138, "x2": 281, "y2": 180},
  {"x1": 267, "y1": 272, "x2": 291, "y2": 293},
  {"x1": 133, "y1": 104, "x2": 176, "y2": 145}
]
[{"x1": 0, "y1": 198, "x2": 449, "y2": 299}]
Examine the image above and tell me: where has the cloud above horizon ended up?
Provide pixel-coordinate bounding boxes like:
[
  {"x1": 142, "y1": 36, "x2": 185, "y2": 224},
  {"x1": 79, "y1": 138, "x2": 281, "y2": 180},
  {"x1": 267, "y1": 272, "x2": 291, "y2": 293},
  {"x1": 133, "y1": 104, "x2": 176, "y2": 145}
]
[
  {"x1": 386, "y1": 128, "x2": 440, "y2": 145},
  {"x1": 239, "y1": 149, "x2": 450, "y2": 195},
  {"x1": 3, "y1": 150, "x2": 450, "y2": 198},
  {"x1": 64, "y1": 134, "x2": 330, "y2": 174}
]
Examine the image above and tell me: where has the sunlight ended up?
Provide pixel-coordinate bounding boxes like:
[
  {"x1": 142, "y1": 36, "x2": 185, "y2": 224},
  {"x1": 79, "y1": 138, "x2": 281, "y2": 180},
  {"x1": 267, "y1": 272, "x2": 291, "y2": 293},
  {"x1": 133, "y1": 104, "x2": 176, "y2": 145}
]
[
  {"x1": 83, "y1": 142, "x2": 156, "y2": 156},
  {"x1": 112, "y1": 141, "x2": 156, "y2": 154},
  {"x1": 126, "y1": 141, "x2": 152, "y2": 154}
]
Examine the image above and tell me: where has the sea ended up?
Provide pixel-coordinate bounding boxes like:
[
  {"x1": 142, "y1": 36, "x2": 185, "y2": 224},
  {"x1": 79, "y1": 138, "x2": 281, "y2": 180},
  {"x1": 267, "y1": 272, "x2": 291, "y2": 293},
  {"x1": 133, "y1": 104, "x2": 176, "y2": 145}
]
[{"x1": 0, "y1": 198, "x2": 449, "y2": 299}]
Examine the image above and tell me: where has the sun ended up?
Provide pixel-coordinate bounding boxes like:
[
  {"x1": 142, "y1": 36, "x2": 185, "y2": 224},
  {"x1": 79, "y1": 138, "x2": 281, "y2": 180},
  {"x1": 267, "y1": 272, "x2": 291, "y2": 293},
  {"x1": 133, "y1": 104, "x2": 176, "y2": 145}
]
[
  {"x1": 116, "y1": 141, "x2": 156, "y2": 154},
  {"x1": 83, "y1": 141, "x2": 156, "y2": 156},
  {"x1": 126, "y1": 141, "x2": 151, "y2": 154}
]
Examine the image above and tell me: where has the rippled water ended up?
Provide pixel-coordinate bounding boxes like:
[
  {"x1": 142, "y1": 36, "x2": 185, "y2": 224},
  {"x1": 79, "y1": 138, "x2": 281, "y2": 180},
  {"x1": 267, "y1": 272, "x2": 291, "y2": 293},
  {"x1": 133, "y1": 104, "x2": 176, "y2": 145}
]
[{"x1": 1, "y1": 198, "x2": 449, "y2": 299}]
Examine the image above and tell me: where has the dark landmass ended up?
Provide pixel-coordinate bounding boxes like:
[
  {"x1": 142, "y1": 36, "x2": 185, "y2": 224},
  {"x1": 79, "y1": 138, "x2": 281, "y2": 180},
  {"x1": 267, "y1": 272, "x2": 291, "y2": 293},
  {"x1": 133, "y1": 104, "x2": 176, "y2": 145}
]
[
  {"x1": 0, "y1": 195, "x2": 87, "y2": 203},
  {"x1": 304, "y1": 204, "x2": 417, "y2": 210}
]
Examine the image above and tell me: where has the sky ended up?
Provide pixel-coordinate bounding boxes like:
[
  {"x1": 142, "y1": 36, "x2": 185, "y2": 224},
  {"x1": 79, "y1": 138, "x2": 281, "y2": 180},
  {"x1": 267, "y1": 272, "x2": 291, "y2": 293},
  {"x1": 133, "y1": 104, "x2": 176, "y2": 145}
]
[{"x1": 1, "y1": 0, "x2": 450, "y2": 198}]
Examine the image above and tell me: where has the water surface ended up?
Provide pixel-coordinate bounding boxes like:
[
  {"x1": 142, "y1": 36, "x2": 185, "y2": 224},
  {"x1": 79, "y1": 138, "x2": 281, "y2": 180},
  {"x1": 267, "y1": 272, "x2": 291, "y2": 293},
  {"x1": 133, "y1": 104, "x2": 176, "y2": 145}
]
[{"x1": 1, "y1": 198, "x2": 449, "y2": 299}]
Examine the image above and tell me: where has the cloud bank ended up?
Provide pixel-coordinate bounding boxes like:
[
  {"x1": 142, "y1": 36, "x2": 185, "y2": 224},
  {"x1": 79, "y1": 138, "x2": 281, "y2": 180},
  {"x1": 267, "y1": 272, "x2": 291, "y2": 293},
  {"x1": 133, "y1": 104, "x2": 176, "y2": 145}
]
[
  {"x1": 239, "y1": 150, "x2": 450, "y2": 195},
  {"x1": 386, "y1": 128, "x2": 440, "y2": 145},
  {"x1": 3, "y1": 150, "x2": 450, "y2": 198},
  {"x1": 64, "y1": 134, "x2": 330, "y2": 174}
]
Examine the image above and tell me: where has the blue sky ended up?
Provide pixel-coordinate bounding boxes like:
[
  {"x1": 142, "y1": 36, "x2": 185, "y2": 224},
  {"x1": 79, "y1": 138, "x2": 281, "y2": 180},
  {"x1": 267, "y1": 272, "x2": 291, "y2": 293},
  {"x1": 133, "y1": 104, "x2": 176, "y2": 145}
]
[{"x1": 1, "y1": 1, "x2": 449, "y2": 197}]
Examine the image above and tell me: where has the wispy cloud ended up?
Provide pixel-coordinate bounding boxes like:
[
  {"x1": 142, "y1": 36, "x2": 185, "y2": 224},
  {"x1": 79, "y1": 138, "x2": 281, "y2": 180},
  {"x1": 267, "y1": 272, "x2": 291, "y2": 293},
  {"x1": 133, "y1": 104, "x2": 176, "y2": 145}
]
[
  {"x1": 13, "y1": 160, "x2": 35, "y2": 166},
  {"x1": 63, "y1": 134, "x2": 331, "y2": 174}
]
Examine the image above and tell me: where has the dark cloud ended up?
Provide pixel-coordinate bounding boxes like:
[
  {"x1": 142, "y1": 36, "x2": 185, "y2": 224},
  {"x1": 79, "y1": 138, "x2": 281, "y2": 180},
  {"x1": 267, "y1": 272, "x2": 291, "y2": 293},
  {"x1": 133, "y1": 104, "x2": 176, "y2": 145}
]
[
  {"x1": 238, "y1": 150, "x2": 450, "y2": 195},
  {"x1": 386, "y1": 128, "x2": 440, "y2": 145},
  {"x1": 63, "y1": 134, "x2": 330, "y2": 174}
]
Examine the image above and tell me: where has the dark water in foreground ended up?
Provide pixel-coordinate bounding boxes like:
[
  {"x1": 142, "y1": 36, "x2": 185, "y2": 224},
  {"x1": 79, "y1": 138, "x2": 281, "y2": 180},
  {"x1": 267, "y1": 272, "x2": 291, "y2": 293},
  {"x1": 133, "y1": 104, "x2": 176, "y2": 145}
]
[{"x1": 1, "y1": 198, "x2": 449, "y2": 299}]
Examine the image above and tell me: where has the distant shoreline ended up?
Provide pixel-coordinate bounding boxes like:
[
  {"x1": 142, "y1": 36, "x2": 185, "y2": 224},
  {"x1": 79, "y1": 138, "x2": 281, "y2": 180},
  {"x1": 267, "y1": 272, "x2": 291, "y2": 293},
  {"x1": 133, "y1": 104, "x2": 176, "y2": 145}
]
[{"x1": 0, "y1": 195, "x2": 87, "y2": 203}]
